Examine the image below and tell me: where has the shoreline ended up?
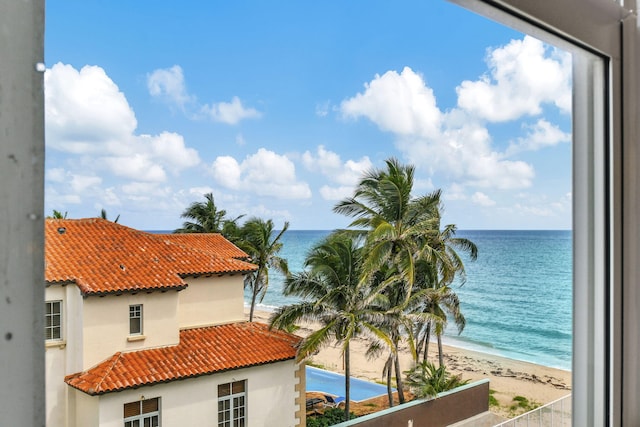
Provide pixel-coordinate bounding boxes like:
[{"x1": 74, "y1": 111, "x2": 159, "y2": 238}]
[{"x1": 246, "y1": 307, "x2": 572, "y2": 418}]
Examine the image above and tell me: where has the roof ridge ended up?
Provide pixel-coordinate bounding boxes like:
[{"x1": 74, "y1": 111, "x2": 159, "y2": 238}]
[{"x1": 94, "y1": 352, "x2": 123, "y2": 393}]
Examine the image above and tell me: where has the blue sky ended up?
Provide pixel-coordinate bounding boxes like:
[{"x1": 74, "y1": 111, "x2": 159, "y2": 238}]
[{"x1": 44, "y1": 1, "x2": 572, "y2": 230}]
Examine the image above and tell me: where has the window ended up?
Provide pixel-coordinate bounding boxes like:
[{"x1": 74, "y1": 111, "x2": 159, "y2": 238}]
[
  {"x1": 129, "y1": 304, "x2": 142, "y2": 335},
  {"x1": 123, "y1": 397, "x2": 159, "y2": 427},
  {"x1": 45, "y1": 301, "x2": 62, "y2": 341},
  {"x1": 218, "y1": 380, "x2": 246, "y2": 427}
]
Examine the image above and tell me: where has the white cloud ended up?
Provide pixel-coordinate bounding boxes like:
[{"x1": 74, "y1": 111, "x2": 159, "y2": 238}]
[
  {"x1": 444, "y1": 183, "x2": 467, "y2": 201},
  {"x1": 471, "y1": 191, "x2": 496, "y2": 206},
  {"x1": 302, "y1": 146, "x2": 373, "y2": 200},
  {"x1": 202, "y1": 96, "x2": 262, "y2": 125},
  {"x1": 147, "y1": 65, "x2": 193, "y2": 108},
  {"x1": 147, "y1": 65, "x2": 261, "y2": 125},
  {"x1": 302, "y1": 145, "x2": 372, "y2": 186},
  {"x1": 341, "y1": 67, "x2": 441, "y2": 138},
  {"x1": 45, "y1": 168, "x2": 66, "y2": 183},
  {"x1": 319, "y1": 185, "x2": 355, "y2": 201},
  {"x1": 211, "y1": 149, "x2": 311, "y2": 199},
  {"x1": 456, "y1": 36, "x2": 571, "y2": 122},
  {"x1": 45, "y1": 63, "x2": 137, "y2": 151},
  {"x1": 70, "y1": 174, "x2": 102, "y2": 193},
  {"x1": 148, "y1": 132, "x2": 200, "y2": 173},
  {"x1": 103, "y1": 154, "x2": 168, "y2": 182},
  {"x1": 394, "y1": 116, "x2": 535, "y2": 189},
  {"x1": 338, "y1": 36, "x2": 568, "y2": 192},
  {"x1": 44, "y1": 63, "x2": 202, "y2": 211},
  {"x1": 506, "y1": 119, "x2": 571, "y2": 155},
  {"x1": 102, "y1": 188, "x2": 121, "y2": 206}
]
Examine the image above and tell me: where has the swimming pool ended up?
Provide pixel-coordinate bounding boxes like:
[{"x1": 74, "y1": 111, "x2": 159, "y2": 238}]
[{"x1": 305, "y1": 366, "x2": 394, "y2": 402}]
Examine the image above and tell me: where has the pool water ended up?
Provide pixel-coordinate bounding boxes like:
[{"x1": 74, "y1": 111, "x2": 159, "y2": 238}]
[{"x1": 305, "y1": 366, "x2": 394, "y2": 402}]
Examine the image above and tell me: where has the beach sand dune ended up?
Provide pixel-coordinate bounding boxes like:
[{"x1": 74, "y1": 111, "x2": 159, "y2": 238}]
[{"x1": 248, "y1": 308, "x2": 571, "y2": 418}]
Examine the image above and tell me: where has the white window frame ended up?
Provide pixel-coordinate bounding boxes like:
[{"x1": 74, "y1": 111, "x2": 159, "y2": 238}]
[
  {"x1": 218, "y1": 380, "x2": 246, "y2": 427},
  {"x1": 129, "y1": 304, "x2": 143, "y2": 335},
  {"x1": 123, "y1": 397, "x2": 160, "y2": 427},
  {"x1": 44, "y1": 300, "x2": 62, "y2": 341},
  {"x1": 449, "y1": 1, "x2": 636, "y2": 425}
]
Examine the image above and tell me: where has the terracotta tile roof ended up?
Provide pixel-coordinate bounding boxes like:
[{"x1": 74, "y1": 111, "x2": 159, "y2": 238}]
[
  {"x1": 45, "y1": 218, "x2": 257, "y2": 296},
  {"x1": 157, "y1": 233, "x2": 250, "y2": 260},
  {"x1": 64, "y1": 322, "x2": 301, "y2": 395}
]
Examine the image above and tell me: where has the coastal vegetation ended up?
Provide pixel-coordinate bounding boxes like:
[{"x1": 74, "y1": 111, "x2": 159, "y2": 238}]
[
  {"x1": 174, "y1": 192, "x2": 289, "y2": 321},
  {"x1": 174, "y1": 192, "x2": 244, "y2": 235},
  {"x1": 269, "y1": 158, "x2": 478, "y2": 420},
  {"x1": 404, "y1": 361, "x2": 469, "y2": 398},
  {"x1": 238, "y1": 218, "x2": 289, "y2": 322},
  {"x1": 270, "y1": 232, "x2": 391, "y2": 419}
]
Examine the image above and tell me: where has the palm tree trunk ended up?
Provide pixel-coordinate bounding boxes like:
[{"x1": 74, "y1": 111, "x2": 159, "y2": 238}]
[
  {"x1": 423, "y1": 321, "x2": 431, "y2": 362},
  {"x1": 385, "y1": 355, "x2": 394, "y2": 408},
  {"x1": 249, "y1": 280, "x2": 260, "y2": 322},
  {"x1": 344, "y1": 342, "x2": 351, "y2": 421},
  {"x1": 437, "y1": 332, "x2": 444, "y2": 368},
  {"x1": 393, "y1": 340, "x2": 406, "y2": 404}
]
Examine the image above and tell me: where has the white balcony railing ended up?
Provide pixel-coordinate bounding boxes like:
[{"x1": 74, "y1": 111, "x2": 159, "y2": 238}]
[{"x1": 494, "y1": 394, "x2": 571, "y2": 427}]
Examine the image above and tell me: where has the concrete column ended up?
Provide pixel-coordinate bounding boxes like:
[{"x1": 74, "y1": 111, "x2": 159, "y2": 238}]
[{"x1": 0, "y1": 0, "x2": 46, "y2": 425}]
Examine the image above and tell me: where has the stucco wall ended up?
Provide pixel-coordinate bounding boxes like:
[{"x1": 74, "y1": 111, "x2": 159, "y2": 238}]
[
  {"x1": 91, "y1": 360, "x2": 300, "y2": 427},
  {"x1": 72, "y1": 389, "x2": 100, "y2": 427},
  {"x1": 45, "y1": 283, "x2": 89, "y2": 427},
  {"x1": 82, "y1": 291, "x2": 180, "y2": 369},
  {"x1": 178, "y1": 275, "x2": 245, "y2": 328}
]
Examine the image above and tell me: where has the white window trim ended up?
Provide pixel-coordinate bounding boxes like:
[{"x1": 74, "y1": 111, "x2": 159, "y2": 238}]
[
  {"x1": 129, "y1": 304, "x2": 143, "y2": 336},
  {"x1": 218, "y1": 381, "x2": 247, "y2": 427},
  {"x1": 44, "y1": 300, "x2": 62, "y2": 341},
  {"x1": 124, "y1": 398, "x2": 160, "y2": 427}
]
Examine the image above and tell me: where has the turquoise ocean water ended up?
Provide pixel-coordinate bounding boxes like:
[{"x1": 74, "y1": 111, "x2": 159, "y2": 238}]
[{"x1": 249, "y1": 229, "x2": 572, "y2": 371}]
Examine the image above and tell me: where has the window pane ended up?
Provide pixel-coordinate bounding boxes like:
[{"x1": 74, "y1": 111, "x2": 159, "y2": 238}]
[
  {"x1": 129, "y1": 305, "x2": 142, "y2": 334},
  {"x1": 124, "y1": 401, "x2": 141, "y2": 417},
  {"x1": 218, "y1": 383, "x2": 230, "y2": 396},
  {"x1": 232, "y1": 381, "x2": 245, "y2": 394},
  {"x1": 45, "y1": 301, "x2": 61, "y2": 341},
  {"x1": 142, "y1": 398, "x2": 158, "y2": 413}
]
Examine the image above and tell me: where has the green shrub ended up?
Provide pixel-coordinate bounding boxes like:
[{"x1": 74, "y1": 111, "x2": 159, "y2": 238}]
[
  {"x1": 488, "y1": 389, "x2": 499, "y2": 407},
  {"x1": 306, "y1": 408, "x2": 356, "y2": 427},
  {"x1": 404, "y1": 361, "x2": 470, "y2": 398},
  {"x1": 509, "y1": 396, "x2": 539, "y2": 413}
]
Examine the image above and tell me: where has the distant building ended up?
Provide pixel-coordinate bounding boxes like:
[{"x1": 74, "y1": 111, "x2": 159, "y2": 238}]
[{"x1": 44, "y1": 218, "x2": 303, "y2": 427}]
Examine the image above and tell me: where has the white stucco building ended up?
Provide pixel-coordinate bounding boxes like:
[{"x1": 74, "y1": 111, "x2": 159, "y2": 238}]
[{"x1": 44, "y1": 218, "x2": 304, "y2": 427}]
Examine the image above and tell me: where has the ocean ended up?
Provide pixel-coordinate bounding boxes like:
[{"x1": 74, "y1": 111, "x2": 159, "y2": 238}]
[{"x1": 248, "y1": 229, "x2": 572, "y2": 371}]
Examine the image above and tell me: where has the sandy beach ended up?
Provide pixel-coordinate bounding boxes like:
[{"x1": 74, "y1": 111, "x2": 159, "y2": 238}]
[{"x1": 247, "y1": 308, "x2": 571, "y2": 418}]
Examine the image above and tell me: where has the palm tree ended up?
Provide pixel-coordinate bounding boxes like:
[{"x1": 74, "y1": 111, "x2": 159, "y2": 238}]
[
  {"x1": 333, "y1": 158, "x2": 442, "y2": 403},
  {"x1": 414, "y1": 217, "x2": 478, "y2": 367},
  {"x1": 174, "y1": 192, "x2": 243, "y2": 235},
  {"x1": 334, "y1": 159, "x2": 440, "y2": 294},
  {"x1": 49, "y1": 210, "x2": 67, "y2": 219},
  {"x1": 240, "y1": 218, "x2": 290, "y2": 322},
  {"x1": 414, "y1": 283, "x2": 465, "y2": 367},
  {"x1": 404, "y1": 361, "x2": 469, "y2": 399},
  {"x1": 269, "y1": 233, "x2": 391, "y2": 421},
  {"x1": 99, "y1": 208, "x2": 120, "y2": 223}
]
